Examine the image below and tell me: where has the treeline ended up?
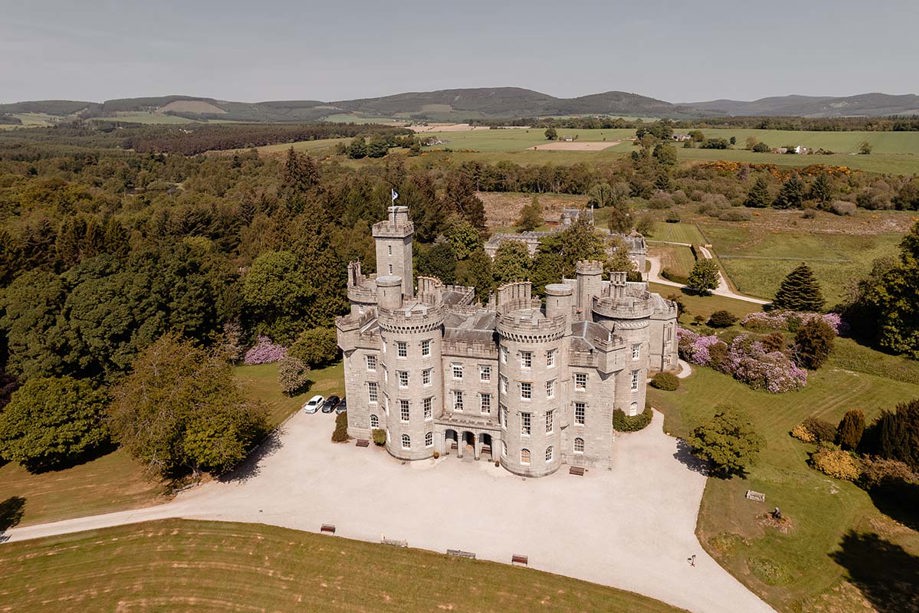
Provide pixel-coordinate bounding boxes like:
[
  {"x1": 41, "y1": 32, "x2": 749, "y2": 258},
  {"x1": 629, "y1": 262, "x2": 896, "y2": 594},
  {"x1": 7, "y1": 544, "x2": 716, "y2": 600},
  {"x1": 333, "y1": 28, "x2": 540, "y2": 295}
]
[
  {"x1": 471, "y1": 116, "x2": 919, "y2": 132},
  {"x1": 0, "y1": 121, "x2": 411, "y2": 158}
]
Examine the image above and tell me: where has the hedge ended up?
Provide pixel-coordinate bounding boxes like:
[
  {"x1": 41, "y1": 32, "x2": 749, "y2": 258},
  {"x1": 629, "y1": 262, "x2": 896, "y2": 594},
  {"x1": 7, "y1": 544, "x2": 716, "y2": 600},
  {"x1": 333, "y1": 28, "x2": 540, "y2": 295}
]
[
  {"x1": 650, "y1": 372, "x2": 680, "y2": 391},
  {"x1": 614, "y1": 407, "x2": 653, "y2": 432}
]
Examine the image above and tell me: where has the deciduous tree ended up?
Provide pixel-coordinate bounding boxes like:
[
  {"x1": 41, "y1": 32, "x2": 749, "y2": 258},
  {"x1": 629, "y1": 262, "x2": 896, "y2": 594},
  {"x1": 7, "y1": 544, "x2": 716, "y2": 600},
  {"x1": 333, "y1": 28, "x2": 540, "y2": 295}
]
[
  {"x1": 686, "y1": 259, "x2": 720, "y2": 295},
  {"x1": 688, "y1": 408, "x2": 765, "y2": 477}
]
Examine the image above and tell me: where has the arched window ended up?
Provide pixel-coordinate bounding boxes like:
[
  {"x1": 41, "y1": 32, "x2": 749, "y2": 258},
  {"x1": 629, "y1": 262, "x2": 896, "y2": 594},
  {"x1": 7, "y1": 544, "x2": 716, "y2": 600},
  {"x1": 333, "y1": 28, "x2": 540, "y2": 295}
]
[
  {"x1": 370, "y1": 414, "x2": 379, "y2": 428},
  {"x1": 425, "y1": 432, "x2": 433, "y2": 447},
  {"x1": 545, "y1": 446, "x2": 553, "y2": 462},
  {"x1": 574, "y1": 438, "x2": 584, "y2": 453},
  {"x1": 629, "y1": 402, "x2": 639, "y2": 417},
  {"x1": 521, "y1": 448, "x2": 531, "y2": 464},
  {"x1": 401, "y1": 434, "x2": 410, "y2": 449}
]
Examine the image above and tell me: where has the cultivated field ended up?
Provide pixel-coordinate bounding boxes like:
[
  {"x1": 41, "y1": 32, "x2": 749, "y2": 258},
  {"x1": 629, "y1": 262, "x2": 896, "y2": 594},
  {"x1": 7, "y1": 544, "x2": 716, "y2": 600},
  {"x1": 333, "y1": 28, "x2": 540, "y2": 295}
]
[
  {"x1": 649, "y1": 337, "x2": 919, "y2": 612},
  {"x1": 0, "y1": 519, "x2": 681, "y2": 612}
]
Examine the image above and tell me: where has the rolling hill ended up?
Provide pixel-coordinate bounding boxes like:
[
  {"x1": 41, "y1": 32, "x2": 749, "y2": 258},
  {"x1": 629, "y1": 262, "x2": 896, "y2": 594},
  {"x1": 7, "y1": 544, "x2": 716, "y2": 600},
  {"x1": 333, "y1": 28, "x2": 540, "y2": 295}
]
[{"x1": 2, "y1": 88, "x2": 918, "y2": 124}]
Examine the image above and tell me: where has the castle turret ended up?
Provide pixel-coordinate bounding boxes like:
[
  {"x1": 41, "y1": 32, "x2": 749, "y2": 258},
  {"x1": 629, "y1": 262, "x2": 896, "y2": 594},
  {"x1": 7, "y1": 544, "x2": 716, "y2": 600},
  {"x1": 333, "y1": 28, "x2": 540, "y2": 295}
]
[
  {"x1": 576, "y1": 260, "x2": 604, "y2": 314},
  {"x1": 373, "y1": 206, "x2": 414, "y2": 298}
]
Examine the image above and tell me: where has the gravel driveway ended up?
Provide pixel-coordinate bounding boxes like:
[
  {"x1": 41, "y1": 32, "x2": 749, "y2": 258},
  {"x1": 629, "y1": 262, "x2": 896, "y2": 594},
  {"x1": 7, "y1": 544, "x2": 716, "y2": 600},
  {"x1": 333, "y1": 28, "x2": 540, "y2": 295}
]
[{"x1": 6, "y1": 409, "x2": 773, "y2": 613}]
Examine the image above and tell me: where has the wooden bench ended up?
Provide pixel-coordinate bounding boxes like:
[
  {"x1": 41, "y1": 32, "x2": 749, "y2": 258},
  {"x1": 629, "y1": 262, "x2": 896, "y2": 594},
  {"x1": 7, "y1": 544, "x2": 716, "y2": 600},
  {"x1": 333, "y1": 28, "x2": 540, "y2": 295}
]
[
  {"x1": 447, "y1": 549, "x2": 476, "y2": 560},
  {"x1": 511, "y1": 554, "x2": 528, "y2": 566},
  {"x1": 745, "y1": 490, "x2": 766, "y2": 503},
  {"x1": 320, "y1": 524, "x2": 336, "y2": 534},
  {"x1": 356, "y1": 439, "x2": 370, "y2": 447},
  {"x1": 569, "y1": 466, "x2": 585, "y2": 476}
]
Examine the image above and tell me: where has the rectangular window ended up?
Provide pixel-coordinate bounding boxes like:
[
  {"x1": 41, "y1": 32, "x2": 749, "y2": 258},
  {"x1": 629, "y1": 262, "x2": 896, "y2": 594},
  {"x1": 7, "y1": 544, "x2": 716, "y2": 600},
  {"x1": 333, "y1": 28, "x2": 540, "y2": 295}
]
[
  {"x1": 547, "y1": 349, "x2": 557, "y2": 367},
  {"x1": 575, "y1": 402, "x2": 586, "y2": 425},
  {"x1": 479, "y1": 365, "x2": 491, "y2": 382},
  {"x1": 631, "y1": 370, "x2": 640, "y2": 391},
  {"x1": 546, "y1": 379, "x2": 555, "y2": 399},
  {"x1": 453, "y1": 390, "x2": 464, "y2": 412},
  {"x1": 632, "y1": 344, "x2": 641, "y2": 360},
  {"x1": 366, "y1": 355, "x2": 377, "y2": 371},
  {"x1": 546, "y1": 409, "x2": 554, "y2": 433},
  {"x1": 575, "y1": 372, "x2": 587, "y2": 391},
  {"x1": 500, "y1": 375, "x2": 508, "y2": 394},
  {"x1": 422, "y1": 368, "x2": 432, "y2": 386},
  {"x1": 368, "y1": 382, "x2": 378, "y2": 403},
  {"x1": 501, "y1": 346, "x2": 508, "y2": 364},
  {"x1": 521, "y1": 351, "x2": 532, "y2": 368},
  {"x1": 424, "y1": 397, "x2": 433, "y2": 420},
  {"x1": 521, "y1": 382, "x2": 532, "y2": 400},
  {"x1": 452, "y1": 363, "x2": 463, "y2": 380},
  {"x1": 502, "y1": 405, "x2": 508, "y2": 430},
  {"x1": 398, "y1": 371, "x2": 409, "y2": 388},
  {"x1": 397, "y1": 341, "x2": 407, "y2": 358},
  {"x1": 521, "y1": 412, "x2": 531, "y2": 436},
  {"x1": 421, "y1": 339, "x2": 431, "y2": 357},
  {"x1": 480, "y1": 393, "x2": 491, "y2": 414},
  {"x1": 400, "y1": 400, "x2": 410, "y2": 422}
]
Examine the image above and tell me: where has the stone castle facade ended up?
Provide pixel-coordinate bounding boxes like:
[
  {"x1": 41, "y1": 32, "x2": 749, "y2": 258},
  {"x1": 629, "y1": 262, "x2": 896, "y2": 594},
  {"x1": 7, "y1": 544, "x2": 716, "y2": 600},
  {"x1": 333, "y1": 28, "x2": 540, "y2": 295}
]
[{"x1": 336, "y1": 206, "x2": 679, "y2": 477}]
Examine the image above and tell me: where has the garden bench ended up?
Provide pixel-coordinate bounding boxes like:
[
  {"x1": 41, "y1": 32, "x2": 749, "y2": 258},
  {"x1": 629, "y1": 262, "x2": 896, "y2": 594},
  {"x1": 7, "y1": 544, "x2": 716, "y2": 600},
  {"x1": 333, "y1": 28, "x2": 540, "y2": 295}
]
[
  {"x1": 320, "y1": 524, "x2": 336, "y2": 534},
  {"x1": 569, "y1": 466, "x2": 585, "y2": 476},
  {"x1": 511, "y1": 554, "x2": 528, "y2": 566},
  {"x1": 447, "y1": 549, "x2": 476, "y2": 559}
]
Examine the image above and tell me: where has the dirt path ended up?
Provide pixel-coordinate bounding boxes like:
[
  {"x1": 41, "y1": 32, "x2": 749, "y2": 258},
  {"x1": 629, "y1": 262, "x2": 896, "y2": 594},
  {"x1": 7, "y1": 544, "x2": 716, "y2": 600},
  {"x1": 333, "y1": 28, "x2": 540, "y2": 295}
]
[
  {"x1": 3, "y1": 410, "x2": 773, "y2": 613},
  {"x1": 647, "y1": 246, "x2": 769, "y2": 305}
]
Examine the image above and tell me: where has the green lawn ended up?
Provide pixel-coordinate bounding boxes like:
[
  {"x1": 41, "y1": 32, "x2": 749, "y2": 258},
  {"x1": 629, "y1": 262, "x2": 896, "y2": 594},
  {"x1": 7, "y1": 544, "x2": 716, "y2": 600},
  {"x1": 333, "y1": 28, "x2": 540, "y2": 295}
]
[
  {"x1": 234, "y1": 361, "x2": 345, "y2": 426},
  {"x1": 648, "y1": 282, "x2": 761, "y2": 322},
  {"x1": 652, "y1": 245, "x2": 696, "y2": 281},
  {"x1": 649, "y1": 222, "x2": 707, "y2": 245},
  {"x1": 0, "y1": 519, "x2": 683, "y2": 612},
  {"x1": 649, "y1": 355, "x2": 919, "y2": 611},
  {"x1": 700, "y1": 223, "x2": 903, "y2": 306}
]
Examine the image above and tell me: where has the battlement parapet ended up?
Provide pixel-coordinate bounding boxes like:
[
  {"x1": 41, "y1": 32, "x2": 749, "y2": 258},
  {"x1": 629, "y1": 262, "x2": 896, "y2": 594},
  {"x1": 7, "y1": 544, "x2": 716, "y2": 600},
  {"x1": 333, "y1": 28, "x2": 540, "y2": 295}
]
[
  {"x1": 378, "y1": 304, "x2": 444, "y2": 334},
  {"x1": 497, "y1": 312, "x2": 567, "y2": 342},
  {"x1": 593, "y1": 295, "x2": 654, "y2": 320}
]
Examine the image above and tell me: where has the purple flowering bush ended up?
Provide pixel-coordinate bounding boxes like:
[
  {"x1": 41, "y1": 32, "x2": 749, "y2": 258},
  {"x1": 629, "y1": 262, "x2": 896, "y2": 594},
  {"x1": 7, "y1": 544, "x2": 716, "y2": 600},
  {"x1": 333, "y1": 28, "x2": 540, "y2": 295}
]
[
  {"x1": 741, "y1": 311, "x2": 847, "y2": 336},
  {"x1": 678, "y1": 328, "x2": 807, "y2": 393},
  {"x1": 243, "y1": 336, "x2": 288, "y2": 365}
]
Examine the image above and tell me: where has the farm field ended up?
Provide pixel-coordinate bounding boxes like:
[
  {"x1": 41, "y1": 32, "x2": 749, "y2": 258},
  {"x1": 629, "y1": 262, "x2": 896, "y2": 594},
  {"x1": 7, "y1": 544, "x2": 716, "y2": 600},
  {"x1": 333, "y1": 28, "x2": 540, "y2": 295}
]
[
  {"x1": 0, "y1": 362, "x2": 343, "y2": 527},
  {"x1": 649, "y1": 340, "x2": 919, "y2": 612},
  {"x1": 246, "y1": 137, "x2": 351, "y2": 157},
  {"x1": 0, "y1": 519, "x2": 681, "y2": 612},
  {"x1": 650, "y1": 221, "x2": 707, "y2": 245}
]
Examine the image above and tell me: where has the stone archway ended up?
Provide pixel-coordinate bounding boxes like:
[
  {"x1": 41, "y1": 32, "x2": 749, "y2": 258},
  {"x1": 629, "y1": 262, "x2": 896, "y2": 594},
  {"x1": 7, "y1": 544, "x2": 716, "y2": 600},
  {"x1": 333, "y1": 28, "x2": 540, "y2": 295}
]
[
  {"x1": 461, "y1": 431, "x2": 475, "y2": 459},
  {"x1": 444, "y1": 429, "x2": 458, "y2": 455}
]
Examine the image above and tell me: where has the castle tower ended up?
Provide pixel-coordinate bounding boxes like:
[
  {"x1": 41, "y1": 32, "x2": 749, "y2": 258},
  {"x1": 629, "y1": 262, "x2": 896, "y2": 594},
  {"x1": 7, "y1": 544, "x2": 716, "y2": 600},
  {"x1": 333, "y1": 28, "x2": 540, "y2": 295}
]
[
  {"x1": 592, "y1": 272, "x2": 653, "y2": 417},
  {"x1": 372, "y1": 206, "x2": 414, "y2": 298},
  {"x1": 576, "y1": 260, "x2": 604, "y2": 315},
  {"x1": 496, "y1": 304, "x2": 568, "y2": 477},
  {"x1": 376, "y1": 282, "x2": 444, "y2": 461}
]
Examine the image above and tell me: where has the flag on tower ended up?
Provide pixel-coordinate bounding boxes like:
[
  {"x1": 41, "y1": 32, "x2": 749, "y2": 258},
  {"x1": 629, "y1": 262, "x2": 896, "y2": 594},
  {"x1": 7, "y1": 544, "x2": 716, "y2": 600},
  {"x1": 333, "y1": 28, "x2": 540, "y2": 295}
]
[{"x1": 391, "y1": 188, "x2": 399, "y2": 202}]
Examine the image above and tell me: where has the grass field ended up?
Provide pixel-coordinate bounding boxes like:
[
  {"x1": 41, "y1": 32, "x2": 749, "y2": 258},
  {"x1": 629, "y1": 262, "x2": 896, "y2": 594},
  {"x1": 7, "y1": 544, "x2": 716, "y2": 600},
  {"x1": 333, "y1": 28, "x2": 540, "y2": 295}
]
[
  {"x1": 699, "y1": 222, "x2": 904, "y2": 306},
  {"x1": 649, "y1": 221, "x2": 707, "y2": 245},
  {"x1": 649, "y1": 339, "x2": 919, "y2": 611},
  {"x1": 648, "y1": 282, "x2": 762, "y2": 321},
  {"x1": 0, "y1": 519, "x2": 682, "y2": 612},
  {"x1": 653, "y1": 245, "x2": 696, "y2": 280},
  {"x1": 247, "y1": 137, "x2": 351, "y2": 157},
  {"x1": 0, "y1": 362, "x2": 343, "y2": 528}
]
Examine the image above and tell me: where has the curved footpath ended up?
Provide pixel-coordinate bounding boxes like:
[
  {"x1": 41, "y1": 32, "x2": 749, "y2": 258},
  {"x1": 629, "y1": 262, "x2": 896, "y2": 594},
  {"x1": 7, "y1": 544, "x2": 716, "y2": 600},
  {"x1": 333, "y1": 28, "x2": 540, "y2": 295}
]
[
  {"x1": 4, "y1": 410, "x2": 773, "y2": 613},
  {"x1": 647, "y1": 251, "x2": 769, "y2": 305}
]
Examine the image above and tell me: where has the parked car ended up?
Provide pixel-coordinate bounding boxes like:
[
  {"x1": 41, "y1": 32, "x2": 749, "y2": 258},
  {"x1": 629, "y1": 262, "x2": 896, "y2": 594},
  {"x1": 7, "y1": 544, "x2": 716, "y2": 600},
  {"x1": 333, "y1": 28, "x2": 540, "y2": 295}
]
[
  {"x1": 335, "y1": 398, "x2": 347, "y2": 414},
  {"x1": 302, "y1": 395, "x2": 324, "y2": 414},
  {"x1": 321, "y1": 395, "x2": 341, "y2": 413}
]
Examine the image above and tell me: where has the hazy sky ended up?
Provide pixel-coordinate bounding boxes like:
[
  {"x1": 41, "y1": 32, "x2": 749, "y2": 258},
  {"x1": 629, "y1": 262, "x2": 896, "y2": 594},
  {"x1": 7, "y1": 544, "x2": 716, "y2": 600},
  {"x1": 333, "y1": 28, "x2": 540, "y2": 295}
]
[{"x1": 2, "y1": 0, "x2": 917, "y2": 103}]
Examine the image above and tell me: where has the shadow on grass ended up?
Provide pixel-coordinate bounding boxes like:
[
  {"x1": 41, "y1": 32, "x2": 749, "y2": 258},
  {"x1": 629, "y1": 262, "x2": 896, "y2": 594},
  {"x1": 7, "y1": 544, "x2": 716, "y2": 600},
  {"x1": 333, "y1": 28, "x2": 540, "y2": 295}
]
[
  {"x1": 868, "y1": 481, "x2": 919, "y2": 532},
  {"x1": 219, "y1": 430, "x2": 284, "y2": 484},
  {"x1": 673, "y1": 439, "x2": 710, "y2": 475},
  {"x1": 829, "y1": 530, "x2": 919, "y2": 613},
  {"x1": 0, "y1": 496, "x2": 26, "y2": 533}
]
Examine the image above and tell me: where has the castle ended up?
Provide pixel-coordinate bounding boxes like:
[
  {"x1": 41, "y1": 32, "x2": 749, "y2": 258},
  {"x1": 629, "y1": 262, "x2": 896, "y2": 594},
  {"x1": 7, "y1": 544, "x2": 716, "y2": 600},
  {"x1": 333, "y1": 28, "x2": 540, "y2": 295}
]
[{"x1": 336, "y1": 206, "x2": 679, "y2": 477}]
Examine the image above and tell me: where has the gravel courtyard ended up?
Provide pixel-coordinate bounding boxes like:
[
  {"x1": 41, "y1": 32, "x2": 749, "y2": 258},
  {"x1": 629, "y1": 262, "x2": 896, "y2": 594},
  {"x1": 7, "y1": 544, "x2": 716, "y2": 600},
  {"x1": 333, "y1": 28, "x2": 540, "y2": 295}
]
[{"x1": 7, "y1": 409, "x2": 773, "y2": 613}]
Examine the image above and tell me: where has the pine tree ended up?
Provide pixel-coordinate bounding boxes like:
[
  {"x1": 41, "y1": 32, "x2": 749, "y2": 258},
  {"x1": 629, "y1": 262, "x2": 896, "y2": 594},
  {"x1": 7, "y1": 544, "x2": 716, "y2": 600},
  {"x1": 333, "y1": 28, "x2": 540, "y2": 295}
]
[
  {"x1": 773, "y1": 174, "x2": 806, "y2": 209},
  {"x1": 836, "y1": 409, "x2": 866, "y2": 451},
  {"x1": 745, "y1": 176, "x2": 771, "y2": 208},
  {"x1": 810, "y1": 173, "x2": 832, "y2": 205},
  {"x1": 773, "y1": 263, "x2": 825, "y2": 311}
]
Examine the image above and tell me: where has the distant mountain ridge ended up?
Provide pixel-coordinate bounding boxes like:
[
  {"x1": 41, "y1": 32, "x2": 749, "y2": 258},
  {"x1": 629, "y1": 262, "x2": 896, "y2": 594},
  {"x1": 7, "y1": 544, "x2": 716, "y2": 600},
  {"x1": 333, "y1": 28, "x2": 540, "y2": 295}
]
[{"x1": 2, "y1": 88, "x2": 918, "y2": 122}]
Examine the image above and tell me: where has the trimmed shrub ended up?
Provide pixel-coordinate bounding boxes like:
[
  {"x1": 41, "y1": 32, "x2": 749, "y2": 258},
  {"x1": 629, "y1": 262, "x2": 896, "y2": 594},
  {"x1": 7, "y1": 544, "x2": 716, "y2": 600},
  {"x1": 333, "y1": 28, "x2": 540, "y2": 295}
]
[
  {"x1": 836, "y1": 409, "x2": 866, "y2": 450},
  {"x1": 661, "y1": 268, "x2": 689, "y2": 284},
  {"x1": 790, "y1": 423, "x2": 816, "y2": 443},
  {"x1": 331, "y1": 411, "x2": 349, "y2": 443},
  {"x1": 614, "y1": 406, "x2": 653, "y2": 432},
  {"x1": 664, "y1": 210, "x2": 681, "y2": 223},
  {"x1": 708, "y1": 310, "x2": 738, "y2": 328},
  {"x1": 810, "y1": 445, "x2": 862, "y2": 481},
  {"x1": 794, "y1": 318, "x2": 835, "y2": 370},
  {"x1": 371, "y1": 428, "x2": 386, "y2": 446},
  {"x1": 650, "y1": 372, "x2": 680, "y2": 391},
  {"x1": 803, "y1": 416, "x2": 837, "y2": 443}
]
